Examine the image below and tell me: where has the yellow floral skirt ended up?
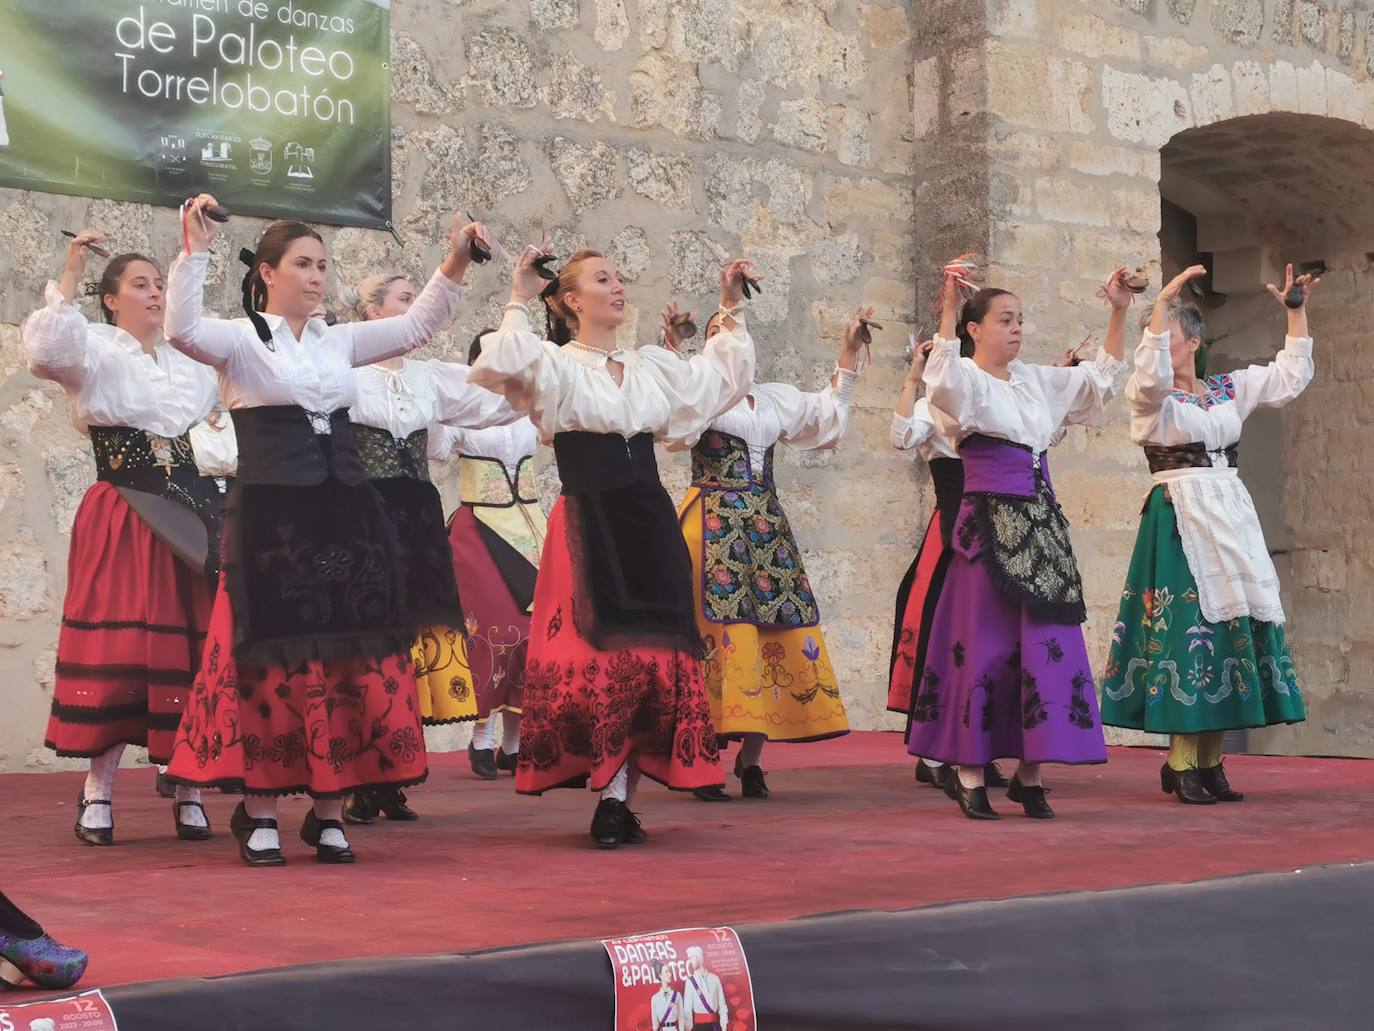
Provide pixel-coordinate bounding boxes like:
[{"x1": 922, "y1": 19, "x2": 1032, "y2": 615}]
[
  {"x1": 413, "y1": 624, "x2": 479, "y2": 725},
  {"x1": 679, "y1": 487, "x2": 849, "y2": 742}
]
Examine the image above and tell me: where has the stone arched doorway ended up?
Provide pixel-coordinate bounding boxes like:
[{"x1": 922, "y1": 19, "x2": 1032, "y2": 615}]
[{"x1": 1158, "y1": 112, "x2": 1374, "y2": 758}]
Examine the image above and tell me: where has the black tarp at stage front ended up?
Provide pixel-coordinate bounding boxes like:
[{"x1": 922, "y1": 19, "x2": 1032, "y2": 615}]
[{"x1": 108, "y1": 863, "x2": 1373, "y2": 1030}]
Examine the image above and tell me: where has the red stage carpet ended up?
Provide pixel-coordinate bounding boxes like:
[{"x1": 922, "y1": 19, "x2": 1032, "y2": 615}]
[{"x1": 3, "y1": 733, "x2": 1371, "y2": 991}]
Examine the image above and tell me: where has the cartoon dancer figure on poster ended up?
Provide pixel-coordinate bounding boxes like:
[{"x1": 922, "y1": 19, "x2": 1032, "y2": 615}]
[
  {"x1": 682, "y1": 947, "x2": 728, "y2": 1031},
  {"x1": 650, "y1": 961, "x2": 686, "y2": 1031}
]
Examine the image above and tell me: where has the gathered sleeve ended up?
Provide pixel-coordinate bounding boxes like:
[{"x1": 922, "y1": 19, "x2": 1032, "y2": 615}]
[
  {"x1": 921, "y1": 335, "x2": 992, "y2": 434},
  {"x1": 1124, "y1": 327, "x2": 1176, "y2": 416},
  {"x1": 427, "y1": 359, "x2": 520, "y2": 430},
  {"x1": 1021, "y1": 346, "x2": 1128, "y2": 429},
  {"x1": 467, "y1": 305, "x2": 569, "y2": 417},
  {"x1": 344, "y1": 268, "x2": 464, "y2": 367},
  {"x1": 426, "y1": 422, "x2": 459, "y2": 460},
  {"x1": 639, "y1": 317, "x2": 756, "y2": 449},
  {"x1": 22, "y1": 282, "x2": 96, "y2": 390},
  {"x1": 163, "y1": 252, "x2": 243, "y2": 368},
  {"x1": 891, "y1": 397, "x2": 937, "y2": 450},
  {"x1": 1230, "y1": 336, "x2": 1315, "y2": 419},
  {"x1": 768, "y1": 367, "x2": 855, "y2": 451}
]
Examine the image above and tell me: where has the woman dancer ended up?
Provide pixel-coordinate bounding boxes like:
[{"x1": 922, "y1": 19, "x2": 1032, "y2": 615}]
[
  {"x1": 672, "y1": 306, "x2": 865, "y2": 801},
  {"x1": 470, "y1": 240, "x2": 756, "y2": 847},
  {"x1": 907, "y1": 265, "x2": 1133, "y2": 820},
  {"x1": 887, "y1": 339, "x2": 1010, "y2": 793},
  {"x1": 432, "y1": 332, "x2": 546, "y2": 781},
  {"x1": 1101, "y1": 265, "x2": 1316, "y2": 803},
  {"x1": 24, "y1": 230, "x2": 221, "y2": 846},
  {"x1": 339, "y1": 277, "x2": 516, "y2": 823},
  {"x1": 162, "y1": 195, "x2": 488, "y2": 865}
]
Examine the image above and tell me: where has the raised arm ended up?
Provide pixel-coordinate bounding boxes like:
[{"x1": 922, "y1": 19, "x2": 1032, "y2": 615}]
[
  {"x1": 428, "y1": 359, "x2": 520, "y2": 430},
  {"x1": 1232, "y1": 263, "x2": 1319, "y2": 416},
  {"x1": 24, "y1": 284, "x2": 95, "y2": 391},
  {"x1": 772, "y1": 310, "x2": 869, "y2": 450},
  {"x1": 345, "y1": 268, "x2": 464, "y2": 367},
  {"x1": 1128, "y1": 265, "x2": 1210, "y2": 413},
  {"x1": 891, "y1": 397, "x2": 938, "y2": 450},
  {"x1": 1022, "y1": 347, "x2": 1128, "y2": 430},
  {"x1": 649, "y1": 311, "x2": 756, "y2": 450}
]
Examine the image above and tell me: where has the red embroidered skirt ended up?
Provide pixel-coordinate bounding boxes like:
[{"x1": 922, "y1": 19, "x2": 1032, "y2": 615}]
[
  {"x1": 449, "y1": 506, "x2": 530, "y2": 718},
  {"x1": 45, "y1": 483, "x2": 212, "y2": 764},
  {"x1": 887, "y1": 509, "x2": 949, "y2": 715},
  {"x1": 165, "y1": 582, "x2": 429, "y2": 797},
  {"x1": 515, "y1": 498, "x2": 723, "y2": 795}
]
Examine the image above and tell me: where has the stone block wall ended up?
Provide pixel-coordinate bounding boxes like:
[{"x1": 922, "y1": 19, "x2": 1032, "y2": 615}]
[{"x1": 0, "y1": 1, "x2": 921, "y2": 770}]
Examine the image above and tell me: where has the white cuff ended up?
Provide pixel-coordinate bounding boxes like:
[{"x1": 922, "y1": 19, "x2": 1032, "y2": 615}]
[
  {"x1": 832, "y1": 365, "x2": 859, "y2": 403},
  {"x1": 43, "y1": 280, "x2": 77, "y2": 311},
  {"x1": 497, "y1": 304, "x2": 532, "y2": 335},
  {"x1": 1283, "y1": 335, "x2": 1313, "y2": 358},
  {"x1": 932, "y1": 334, "x2": 960, "y2": 353},
  {"x1": 429, "y1": 266, "x2": 466, "y2": 299},
  {"x1": 1140, "y1": 328, "x2": 1171, "y2": 351},
  {"x1": 1093, "y1": 348, "x2": 1128, "y2": 375}
]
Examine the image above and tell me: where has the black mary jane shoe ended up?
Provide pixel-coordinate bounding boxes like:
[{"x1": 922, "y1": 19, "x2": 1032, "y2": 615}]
[
  {"x1": 301, "y1": 810, "x2": 356, "y2": 864},
  {"x1": 155, "y1": 771, "x2": 176, "y2": 799},
  {"x1": 494, "y1": 748, "x2": 518, "y2": 774},
  {"x1": 1006, "y1": 777, "x2": 1054, "y2": 819},
  {"x1": 693, "y1": 786, "x2": 732, "y2": 802},
  {"x1": 619, "y1": 803, "x2": 648, "y2": 845},
  {"x1": 1160, "y1": 763, "x2": 1217, "y2": 805},
  {"x1": 739, "y1": 765, "x2": 770, "y2": 799},
  {"x1": 373, "y1": 787, "x2": 419, "y2": 822},
  {"x1": 591, "y1": 798, "x2": 624, "y2": 849},
  {"x1": 229, "y1": 802, "x2": 286, "y2": 867},
  {"x1": 468, "y1": 744, "x2": 499, "y2": 781},
  {"x1": 952, "y1": 780, "x2": 999, "y2": 821},
  {"x1": 342, "y1": 791, "x2": 375, "y2": 826},
  {"x1": 73, "y1": 794, "x2": 114, "y2": 847},
  {"x1": 1198, "y1": 762, "x2": 1244, "y2": 802},
  {"x1": 982, "y1": 761, "x2": 1011, "y2": 789},
  {"x1": 173, "y1": 800, "x2": 212, "y2": 841},
  {"x1": 915, "y1": 759, "x2": 950, "y2": 790}
]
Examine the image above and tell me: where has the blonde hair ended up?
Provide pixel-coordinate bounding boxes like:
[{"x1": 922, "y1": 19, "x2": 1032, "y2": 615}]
[
  {"x1": 542, "y1": 249, "x2": 605, "y2": 344},
  {"x1": 342, "y1": 272, "x2": 408, "y2": 322}
]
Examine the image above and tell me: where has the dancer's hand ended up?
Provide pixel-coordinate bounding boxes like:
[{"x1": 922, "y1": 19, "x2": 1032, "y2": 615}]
[
  {"x1": 1265, "y1": 262, "x2": 1320, "y2": 309},
  {"x1": 660, "y1": 302, "x2": 695, "y2": 351},
  {"x1": 841, "y1": 305, "x2": 877, "y2": 371},
  {"x1": 1148, "y1": 264, "x2": 1206, "y2": 334},
  {"x1": 719, "y1": 258, "x2": 758, "y2": 309},
  {"x1": 182, "y1": 194, "x2": 221, "y2": 253},
  {"x1": 447, "y1": 217, "x2": 495, "y2": 280},
  {"x1": 511, "y1": 232, "x2": 553, "y2": 304}
]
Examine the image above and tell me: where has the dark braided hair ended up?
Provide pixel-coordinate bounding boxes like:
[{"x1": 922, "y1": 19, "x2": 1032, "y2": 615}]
[
  {"x1": 240, "y1": 220, "x2": 323, "y2": 344},
  {"x1": 85, "y1": 253, "x2": 161, "y2": 326},
  {"x1": 540, "y1": 249, "x2": 603, "y2": 347},
  {"x1": 468, "y1": 328, "x2": 496, "y2": 366}
]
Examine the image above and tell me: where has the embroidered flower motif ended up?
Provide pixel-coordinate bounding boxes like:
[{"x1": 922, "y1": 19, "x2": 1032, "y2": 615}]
[
  {"x1": 755, "y1": 573, "x2": 774, "y2": 593},
  {"x1": 803, "y1": 636, "x2": 820, "y2": 661},
  {"x1": 705, "y1": 513, "x2": 723, "y2": 532},
  {"x1": 712, "y1": 564, "x2": 734, "y2": 586},
  {"x1": 389, "y1": 726, "x2": 422, "y2": 764},
  {"x1": 313, "y1": 545, "x2": 354, "y2": 583}
]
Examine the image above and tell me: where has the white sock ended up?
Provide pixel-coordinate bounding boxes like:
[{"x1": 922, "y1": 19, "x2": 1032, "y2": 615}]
[
  {"x1": 600, "y1": 764, "x2": 629, "y2": 803},
  {"x1": 245, "y1": 796, "x2": 279, "y2": 852},
  {"x1": 1015, "y1": 761, "x2": 1043, "y2": 787},
  {"x1": 471, "y1": 719, "x2": 495, "y2": 750},
  {"x1": 739, "y1": 734, "x2": 765, "y2": 769},
  {"x1": 80, "y1": 745, "x2": 124, "y2": 829},
  {"x1": 500, "y1": 713, "x2": 521, "y2": 754},
  {"x1": 956, "y1": 764, "x2": 984, "y2": 790},
  {"x1": 157, "y1": 765, "x2": 169, "y2": 774},
  {"x1": 923, "y1": 758, "x2": 945, "y2": 768},
  {"x1": 314, "y1": 799, "x2": 348, "y2": 849},
  {"x1": 174, "y1": 785, "x2": 208, "y2": 828}
]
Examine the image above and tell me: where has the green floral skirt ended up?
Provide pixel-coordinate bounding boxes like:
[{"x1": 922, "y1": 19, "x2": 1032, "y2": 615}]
[{"x1": 1100, "y1": 486, "x2": 1305, "y2": 734}]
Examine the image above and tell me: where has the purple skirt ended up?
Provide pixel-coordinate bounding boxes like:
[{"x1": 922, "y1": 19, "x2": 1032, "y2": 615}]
[{"x1": 906, "y1": 436, "x2": 1106, "y2": 766}]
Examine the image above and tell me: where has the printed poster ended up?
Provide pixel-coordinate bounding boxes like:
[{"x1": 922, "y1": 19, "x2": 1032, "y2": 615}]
[
  {"x1": 602, "y1": 926, "x2": 756, "y2": 1031},
  {"x1": 0, "y1": 988, "x2": 119, "y2": 1031},
  {"x1": 0, "y1": 0, "x2": 391, "y2": 228}
]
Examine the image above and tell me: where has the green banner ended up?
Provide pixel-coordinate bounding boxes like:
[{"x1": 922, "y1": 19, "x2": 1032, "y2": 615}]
[{"x1": 0, "y1": 0, "x2": 391, "y2": 228}]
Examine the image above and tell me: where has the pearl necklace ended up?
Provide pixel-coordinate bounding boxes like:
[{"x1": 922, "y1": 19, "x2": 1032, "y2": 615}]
[{"x1": 565, "y1": 340, "x2": 619, "y2": 359}]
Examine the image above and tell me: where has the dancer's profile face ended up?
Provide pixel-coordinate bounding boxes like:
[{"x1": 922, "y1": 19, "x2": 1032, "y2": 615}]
[
  {"x1": 1166, "y1": 318, "x2": 1202, "y2": 377},
  {"x1": 562, "y1": 256, "x2": 626, "y2": 332},
  {"x1": 705, "y1": 313, "x2": 723, "y2": 340},
  {"x1": 107, "y1": 259, "x2": 164, "y2": 339},
  {"x1": 966, "y1": 293, "x2": 1022, "y2": 364},
  {"x1": 369, "y1": 278, "x2": 416, "y2": 320},
  {"x1": 262, "y1": 236, "x2": 328, "y2": 321}
]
